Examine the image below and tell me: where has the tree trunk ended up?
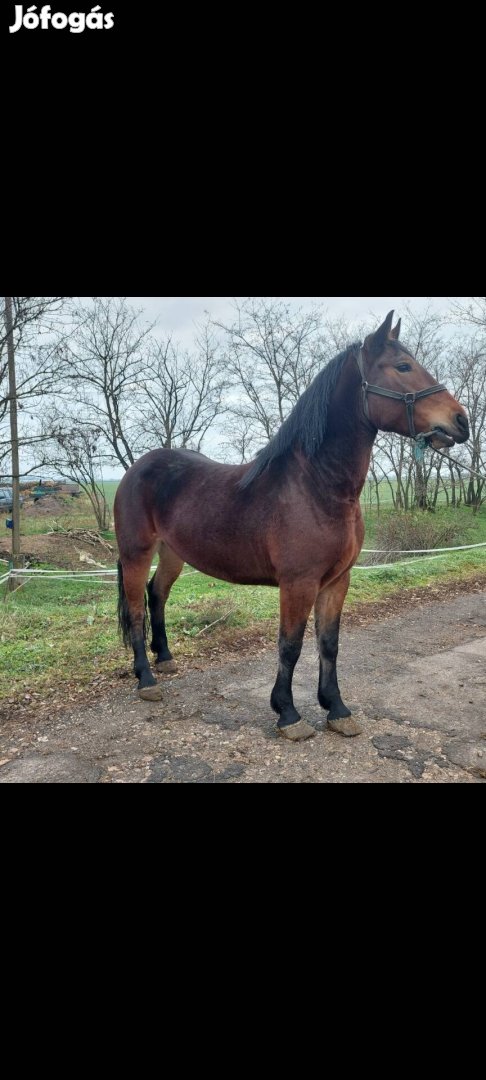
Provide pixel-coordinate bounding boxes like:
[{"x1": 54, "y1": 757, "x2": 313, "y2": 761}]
[{"x1": 414, "y1": 460, "x2": 429, "y2": 509}]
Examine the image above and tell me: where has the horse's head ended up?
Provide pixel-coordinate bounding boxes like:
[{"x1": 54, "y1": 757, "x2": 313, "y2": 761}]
[{"x1": 360, "y1": 311, "x2": 469, "y2": 449}]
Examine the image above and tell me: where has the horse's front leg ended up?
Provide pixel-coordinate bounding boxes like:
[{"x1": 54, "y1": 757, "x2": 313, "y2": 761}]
[
  {"x1": 271, "y1": 580, "x2": 318, "y2": 741},
  {"x1": 315, "y1": 572, "x2": 361, "y2": 736}
]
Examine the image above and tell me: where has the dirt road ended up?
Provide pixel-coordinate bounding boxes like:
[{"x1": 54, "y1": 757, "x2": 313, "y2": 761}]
[{"x1": 1, "y1": 588, "x2": 485, "y2": 783}]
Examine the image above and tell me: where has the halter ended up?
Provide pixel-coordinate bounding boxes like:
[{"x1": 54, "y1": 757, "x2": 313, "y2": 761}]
[{"x1": 356, "y1": 348, "x2": 447, "y2": 440}]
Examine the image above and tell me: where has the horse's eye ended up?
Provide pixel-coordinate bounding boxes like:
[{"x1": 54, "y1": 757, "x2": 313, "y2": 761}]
[{"x1": 396, "y1": 363, "x2": 412, "y2": 373}]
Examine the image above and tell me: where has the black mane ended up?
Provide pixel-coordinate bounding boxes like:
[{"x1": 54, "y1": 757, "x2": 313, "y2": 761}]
[{"x1": 239, "y1": 343, "x2": 360, "y2": 490}]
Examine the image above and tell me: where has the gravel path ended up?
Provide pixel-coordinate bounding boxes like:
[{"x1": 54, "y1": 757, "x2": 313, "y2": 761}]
[{"x1": 1, "y1": 589, "x2": 485, "y2": 783}]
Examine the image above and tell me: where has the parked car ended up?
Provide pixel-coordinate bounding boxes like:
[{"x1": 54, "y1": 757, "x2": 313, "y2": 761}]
[{"x1": 0, "y1": 487, "x2": 24, "y2": 512}]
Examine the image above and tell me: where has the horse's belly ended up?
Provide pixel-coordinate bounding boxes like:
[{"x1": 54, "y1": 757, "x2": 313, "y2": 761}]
[{"x1": 161, "y1": 526, "x2": 276, "y2": 586}]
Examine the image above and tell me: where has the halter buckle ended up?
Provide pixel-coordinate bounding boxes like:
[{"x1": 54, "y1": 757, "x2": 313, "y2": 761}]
[{"x1": 404, "y1": 393, "x2": 416, "y2": 405}]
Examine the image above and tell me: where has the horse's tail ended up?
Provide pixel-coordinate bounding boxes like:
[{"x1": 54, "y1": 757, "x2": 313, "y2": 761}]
[
  {"x1": 117, "y1": 560, "x2": 132, "y2": 647},
  {"x1": 117, "y1": 560, "x2": 150, "y2": 645}
]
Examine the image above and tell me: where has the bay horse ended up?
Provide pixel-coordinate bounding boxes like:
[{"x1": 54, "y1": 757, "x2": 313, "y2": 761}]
[{"x1": 115, "y1": 312, "x2": 469, "y2": 741}]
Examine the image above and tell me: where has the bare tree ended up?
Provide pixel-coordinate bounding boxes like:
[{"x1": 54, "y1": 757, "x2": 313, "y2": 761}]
[
  {"x1": 219, "y1": 415, "x2": 255, "y2": 464},
  {"x1": 315, "y1": 314, "x2": 368, "y2": 359},
  {"x1": 0, "y1": 297, "x2": 70, "y2": 477},
  {"x1": 447, "y1": 336, "x2": 486, "y2": 510},
  {"x1": 214, "y1": 297, "x2": 322, "y2": 458},
  {"x1": 450, "y1": 297, "x2": 486, "y2": 328},
  {"x1": 372, "y1": 433, "x2": 414, "y2": 509},
  {"x1": 0, "y1": 340, "x2": 72, "y2": 470},
  {"x1": 0, "y1": 296, "x2": 66, "y2": 366},
  {"x1": 59, "y1": 297, "x2": 153, "y2": 470},
  {"x1": 41, "y1": 412, "x2": 111, "y2": 530},
  {"x1": 134, "y1": 325, "x2": 227, "y2": 452}
]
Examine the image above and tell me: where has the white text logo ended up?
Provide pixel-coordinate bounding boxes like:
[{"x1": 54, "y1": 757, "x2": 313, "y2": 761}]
[{"x1": 9, "y1": 5, "x2": 115, "y2": 32}]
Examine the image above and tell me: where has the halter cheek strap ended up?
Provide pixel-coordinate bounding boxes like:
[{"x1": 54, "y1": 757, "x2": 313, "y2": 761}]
[{"x1": 356, "y1": 348, "x2": 446, "y2": 440}]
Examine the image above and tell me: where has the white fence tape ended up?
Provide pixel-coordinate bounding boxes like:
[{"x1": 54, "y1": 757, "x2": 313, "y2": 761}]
[
  {"x1": 1, "y1": 543, "x2": 485, "y2": 586},
  {"x1": 362, "y1": 541, "x2": 486, "y2": 554},
  {"x1": 3, "y1": 567, "x2": 202, "y2": 585},
  {"x1": 9, "y1": 568, "x2": 117, "y2": 576},
  {"x1": 356, "y1": 555, "x2": 451, "y2": 571},
  {"x1": 5, "y1": 566, "x2": 200, "y2": 579}
]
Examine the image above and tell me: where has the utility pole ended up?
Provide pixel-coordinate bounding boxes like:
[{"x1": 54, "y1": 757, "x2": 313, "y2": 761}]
[{"x1": 4, "y1": 296, "x2": 23, "y2": 589}]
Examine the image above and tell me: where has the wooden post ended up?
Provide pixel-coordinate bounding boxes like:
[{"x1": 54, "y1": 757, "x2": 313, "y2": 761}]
[{"x1": 4, "y1": 296, "x2": 24, "y2": 591}]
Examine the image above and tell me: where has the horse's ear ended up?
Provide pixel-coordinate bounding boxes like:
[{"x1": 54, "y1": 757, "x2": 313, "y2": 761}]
[
  {"x1": 390, "y1": 318, "x2": 401, "y2": 341},
  {"x1": 365, "y1": 311, "x2": 395, "y2": 354}
]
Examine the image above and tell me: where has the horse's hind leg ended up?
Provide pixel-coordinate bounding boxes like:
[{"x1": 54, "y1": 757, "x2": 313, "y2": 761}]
[
  {"x1": 147, "y1": 542, "x2": 184, "y2": 673},
  {"x1": 271, "y1": 579, "x2": 318, "y2": 741},
  {"x1": 119, "y1": 548, "x2": 162, "y2": 701},
  {"x1": 315, "y1": 572, "x2": 361, "y2": 736}
]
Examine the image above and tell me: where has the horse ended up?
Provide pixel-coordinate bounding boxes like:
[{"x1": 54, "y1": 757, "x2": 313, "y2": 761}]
[{"x1": 114, "y1": 311, "x2": 469, "y2": 741}]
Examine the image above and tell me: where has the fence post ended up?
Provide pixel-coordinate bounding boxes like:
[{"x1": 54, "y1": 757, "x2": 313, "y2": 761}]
[{"x1": 8, "y1": 554, "x2": 25, "y2": 592}]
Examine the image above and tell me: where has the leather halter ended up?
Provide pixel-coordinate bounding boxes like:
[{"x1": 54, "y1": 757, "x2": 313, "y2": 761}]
[{"x1": 356, "y1": 348, "x2": 447, "y2": 439}]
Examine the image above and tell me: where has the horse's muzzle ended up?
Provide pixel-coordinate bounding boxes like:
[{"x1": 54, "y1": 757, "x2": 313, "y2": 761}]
[
  {"x1": 425, "y1": 415, "x2": 470, "y2": 449},
  {"x1": 454, "y1": 414, "x2": 470, "y2": 442}
]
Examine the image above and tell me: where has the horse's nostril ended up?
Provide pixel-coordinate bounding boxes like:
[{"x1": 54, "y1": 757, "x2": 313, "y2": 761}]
[{"x1": 456, "y1": 414, "x2": 469, "y2": 434}]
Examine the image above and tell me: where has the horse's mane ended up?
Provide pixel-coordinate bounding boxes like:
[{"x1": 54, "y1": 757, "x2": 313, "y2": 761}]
[{"x1": 239, "y1": 343, "x2": 360, "y2": 490}]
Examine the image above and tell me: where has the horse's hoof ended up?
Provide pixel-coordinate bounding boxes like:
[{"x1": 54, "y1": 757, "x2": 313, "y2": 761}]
[
  {"x1": 278, "y1": 719, "x2": 316, "y2": 741},
  {"x1": 139, "y1": 684, "x2": 164, "y2": 701},
  {"x1": 155, "y1": 659, "x2": 178, "y2": 674},
  {"x1": 327, "y1": 716, "x2": 362, "y2": 737}
]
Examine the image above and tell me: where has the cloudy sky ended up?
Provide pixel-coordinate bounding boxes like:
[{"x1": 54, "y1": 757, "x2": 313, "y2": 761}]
[
  {"x1": 129, "y1": 296, "x2": 463, "y2": 338},
  {"x1": 52, "y1": 296, "x2": 469, "y2": 480},
  {"x1": 127, "y1": 297, "x2": 462, "y2": 344}
]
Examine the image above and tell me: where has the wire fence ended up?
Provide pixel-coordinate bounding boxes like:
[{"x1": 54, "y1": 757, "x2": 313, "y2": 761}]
[{"x1": 1, "y1": 543, "x2": 486, "y2": 589}]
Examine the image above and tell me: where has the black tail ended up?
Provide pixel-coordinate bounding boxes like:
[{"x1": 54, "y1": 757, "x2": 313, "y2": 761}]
[
  {"x1": 117, "y1": 560, "x2": 149, "y2": 647},
  {"x1": 117, "y1": 560, "x2": 132, "y2": 647}
]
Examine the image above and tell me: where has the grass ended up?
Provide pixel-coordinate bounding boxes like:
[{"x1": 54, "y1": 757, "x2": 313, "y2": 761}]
[
  {"x1": 0, "y1": 571, "x2": 280, "y2": 702},
  {"x1": 16, "y1": 494, "x2": 116, "y2": 539},
  {"x1": 1, "y1": 495, "x2": 486, "y2": 705},
  {"x1": 100, "y1": 480, "x2": 119, "y2": 509}
]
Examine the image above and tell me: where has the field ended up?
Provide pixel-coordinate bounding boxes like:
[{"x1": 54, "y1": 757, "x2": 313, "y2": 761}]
[{"x1": 1, "y1": 484, "x2": 486, "y2": 705}]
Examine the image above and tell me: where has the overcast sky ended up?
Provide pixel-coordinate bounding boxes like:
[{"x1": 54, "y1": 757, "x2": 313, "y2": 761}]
[
  {"x1": 70, "y1": 298, "x2": 465, "y2": 478},
  {"x1": 127, "y1": 297, "x2": 462, "y2": 345}
]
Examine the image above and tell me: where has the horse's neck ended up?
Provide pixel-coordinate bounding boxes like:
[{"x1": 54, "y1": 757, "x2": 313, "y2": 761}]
[
  {"x1": 313, "y1": 361, "x2": 376, "y2": 499},
  {"x1": 312, "y1": 421, "x2": 375, "y2": 501}
]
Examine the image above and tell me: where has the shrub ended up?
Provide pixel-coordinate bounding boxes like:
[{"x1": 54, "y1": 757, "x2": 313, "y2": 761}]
[{"x1": 370, "y1": 511, "x2": 473, "y2": 563}]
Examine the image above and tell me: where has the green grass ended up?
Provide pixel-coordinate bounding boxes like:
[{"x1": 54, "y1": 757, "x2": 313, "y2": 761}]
[
  {"x1": 1, "y1": 499, "x2": 486, "y2": 705},
  {"x1": 348, "y1": 548, "x2": 486, "y2": 602},
  {"x1": 0, "y1": 571, "x2": 280, "y2": 701},
  {"x1": 99, "y1": 480, "x2": 119, "y2": 510}
]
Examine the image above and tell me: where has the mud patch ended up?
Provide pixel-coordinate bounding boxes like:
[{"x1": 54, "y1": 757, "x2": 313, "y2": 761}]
[{"x1": 0, "y1": 531, "x2": 115, "y2": 571}]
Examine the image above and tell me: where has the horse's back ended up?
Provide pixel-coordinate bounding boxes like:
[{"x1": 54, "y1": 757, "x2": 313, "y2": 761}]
[
  {"x1": 115, "y1": 448, "x2": 247, "y2": 535},
  {"x1": 116, "y1": 448, "x2": 246, "y2": 505}
]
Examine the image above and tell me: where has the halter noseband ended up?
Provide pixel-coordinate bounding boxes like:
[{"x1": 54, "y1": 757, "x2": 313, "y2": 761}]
[{"x1": 356, "y1": 348, "x2": 446, "y2": 440}]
